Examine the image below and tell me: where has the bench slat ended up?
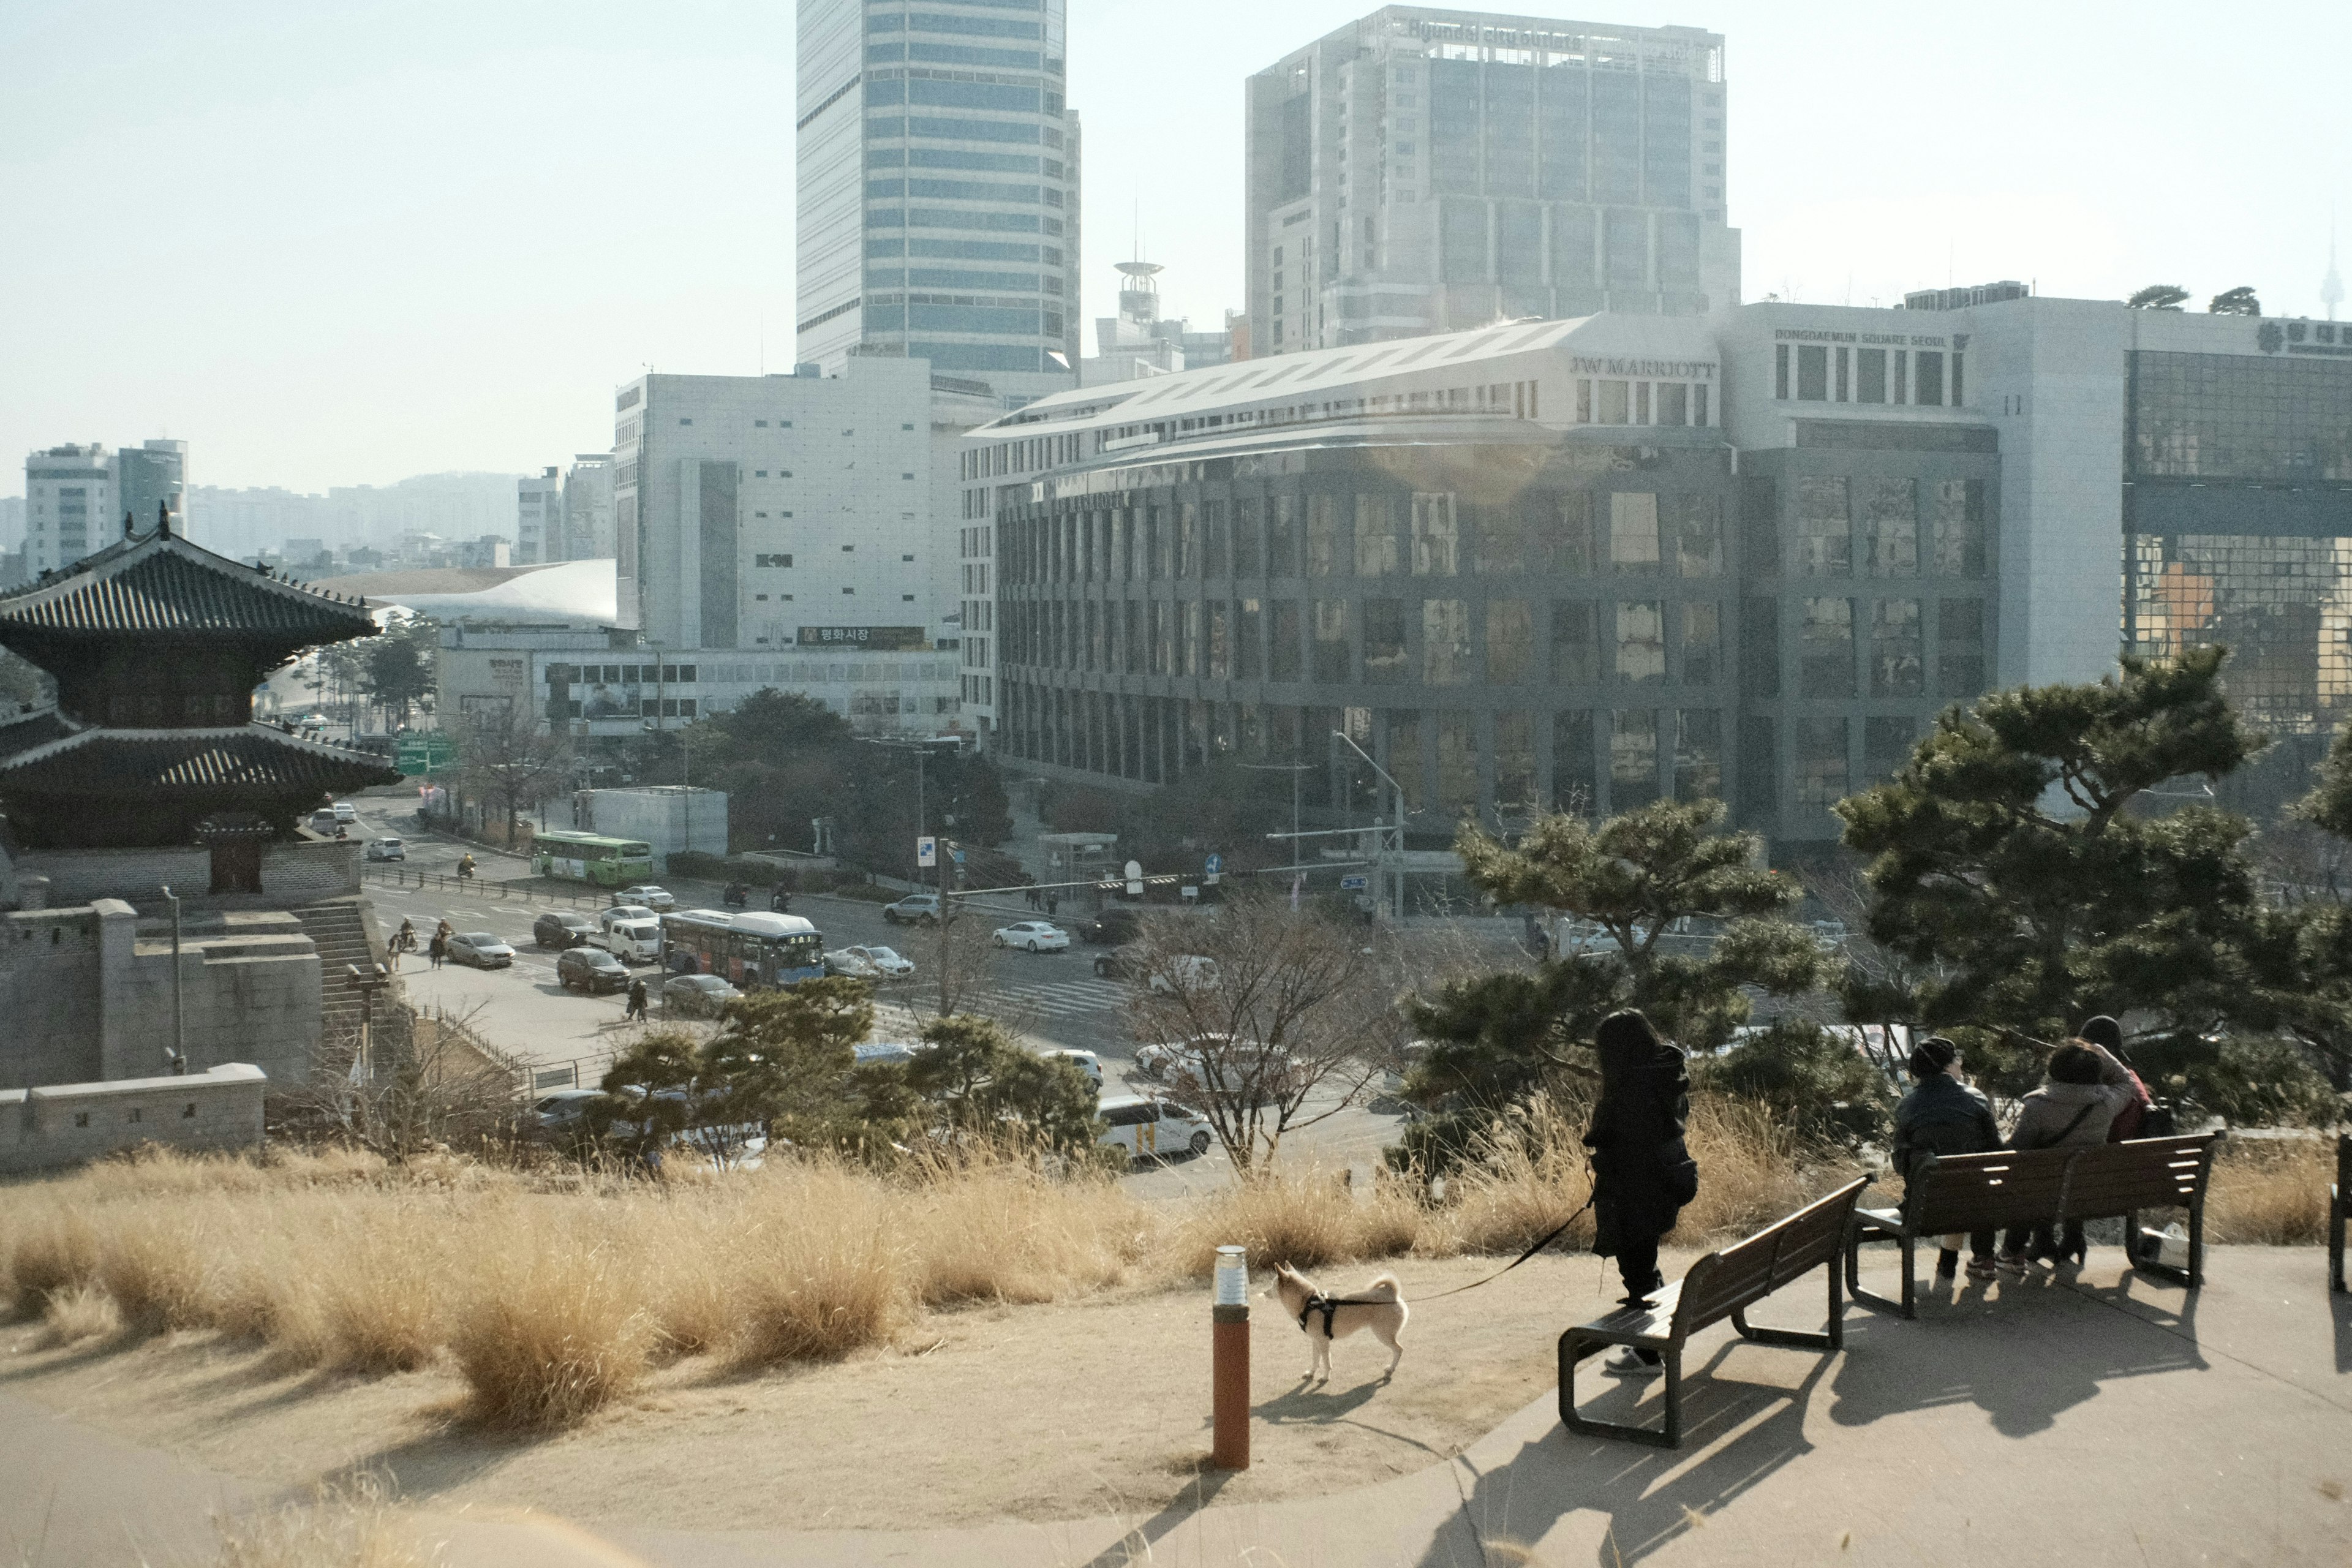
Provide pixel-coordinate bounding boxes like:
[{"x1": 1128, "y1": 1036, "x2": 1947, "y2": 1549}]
[{"x1": 1901, "y1": 1137, "x2": 2217, "y2": 1234}]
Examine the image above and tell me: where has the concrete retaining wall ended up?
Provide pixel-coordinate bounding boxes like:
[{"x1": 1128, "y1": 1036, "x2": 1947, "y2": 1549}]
[
  {"x1": 0, "y1": 1063, "x2": 266, "y2": 1175},
  {"x1": 6, "y1": 839, "x2": 361, "y2": 912}
]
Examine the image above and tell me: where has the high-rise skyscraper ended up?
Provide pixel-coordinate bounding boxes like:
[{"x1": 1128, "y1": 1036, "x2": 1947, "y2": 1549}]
[
  {"x1": 116, "y1": 439, "x2": 187, "y2": 538},
  {"x1": 795, "y1": 0, "x2": 1082, "y2": 403},
  {"x1": 1246, "y1": 7, "x2": 1738, "y2": 356}
]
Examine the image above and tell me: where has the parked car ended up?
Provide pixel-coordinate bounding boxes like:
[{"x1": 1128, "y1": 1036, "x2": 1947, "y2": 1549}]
[
  {"x1": 527, "y1": 1088, "x2": 604, "y2": 1136},
  {"x1": 556, "y1": 946, "x2": 631, "y2": 993},
  {"x1": 854, "y1": 1041, "x2": 924, "y2": 1068},
  {"x1": 1081, "y1": 907, "x2": 1142, "y2": 946},
  {"x1": 993, "y1": 921, "x2": 1070, "y2": 953},
  {"x1": 883, "y1": 892, "x2": 943, "y2": 925},
  {"x1": 1147, "y1": 954, "x2": 1220, "y2": 995},
  {"x1": 331, "y1": 801, "x2": 358, "y2": 824},
  {"x1": 1040, "y1": 1047, "x2": 1102, "y2": 1087},
  {"x1": 533, "y1": 911, "x2": 597, "y2": 949},
  {"x1": 597, "y1": 918, "x2": 662, "y2": 965},
  {"x1": 617, "y1": 884, "x2": 676, "y2": 911},
  {"x1": 663, "y1": 973, "x2": 741, "y2": 1017},
  {"x1": 307, "y1": 809, "x2": 338, "y2": 833},
  {"x1": 447, "y1": 931, "x2": 515, "y2": 968},
  {"x1": 827, "y1": 944, "x2": 916, "y2": 980},
  {"x1": 1092, "y1": 948, "x2": 1145, "y2": 980},
  {"x1": 600, "y1": 903, "x2": 656, "y2": 934},
  {"x1": 1096, "y1": 1095, "x2": 1214, "y2": 1163},
  {"x1": 363, "y1": 837, "x2": 405, "y2": 862}
]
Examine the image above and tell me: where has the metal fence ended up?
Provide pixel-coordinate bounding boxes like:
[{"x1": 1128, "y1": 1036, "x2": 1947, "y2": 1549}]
[{"x1": 363, "y1": 865, "x2": 610, "y2": 910}]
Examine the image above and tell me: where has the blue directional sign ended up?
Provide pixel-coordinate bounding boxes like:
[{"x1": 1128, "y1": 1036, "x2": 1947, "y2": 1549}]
[
  {"x1": 1340, "y1": 874, "x2": 1368, "y2": 891},
  {"x1": 1204, "y1": 854, "x2": 1223, "y2": 873}
]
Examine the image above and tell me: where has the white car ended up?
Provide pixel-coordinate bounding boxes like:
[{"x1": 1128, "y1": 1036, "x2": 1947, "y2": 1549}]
[
  {"x1": 363, "y1": 836, "x2": 405, "y2": 861},
  {"x1": 827, "y1": 944, "x2": 914, "y2": 980},
  {"x1": 617, "y1": 884, "x2": 676, "y2": 911},
  {"x1": 331, "y1": 801, "x2": 358, "y2": 823},
  {"x1": 601, "y1": 903, "x2": 655, "y2": 934},
  {"x1": 993, "y1": 921, "x2": 1070, "y2": 953},
  {"x1": 447, "y1": 931, "x2": 515, "y2": 969},
  {"x1": 1041, "y1": 1047, "x2": 1102, "y2": 1087},
  {"x1": 1097, "y1": 1095, "x2": 1213, "y2": 1163},
  {"x1": 1132, "y1": 1041, "x2": 1202, "y2": 1082}
]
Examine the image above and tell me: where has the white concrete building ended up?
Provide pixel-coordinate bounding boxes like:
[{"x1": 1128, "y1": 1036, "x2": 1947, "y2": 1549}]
[
  {"x1": 561, "y1": 453, "x2": 615, "y2": 560},
  {"x1": 516, "y1": 467, "x2": 562, "y2": 564},
  {"x1": 22, "y1": 445, "x2": 113, "y2": 576}
]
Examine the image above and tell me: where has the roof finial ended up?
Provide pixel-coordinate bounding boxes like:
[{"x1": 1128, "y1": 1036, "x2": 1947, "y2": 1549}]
[
  {"x1": 124, "y1": 510, "x2": 135, "y2": 539},
  {"x1": 157, "y1": 500, "x2": 172, "y2": 539}
]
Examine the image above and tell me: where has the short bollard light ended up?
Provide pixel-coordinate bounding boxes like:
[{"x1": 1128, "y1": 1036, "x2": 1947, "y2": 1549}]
[{"x1": 1212, "y1": 1244, "x2": 1250, "y2": 1470}]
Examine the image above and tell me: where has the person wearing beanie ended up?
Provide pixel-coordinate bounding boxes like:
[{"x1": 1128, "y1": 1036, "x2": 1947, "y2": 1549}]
[
  {"x1": 2051, "y1": 1016, "x2": 2158, "y2": 1264},
  {"x1": 1999, "y1": 1035, "x2": 2139, "y2": 1271},
  {"x1": 1891, "y1": 1035, "x2": 2003, "y2": 1281},
  {"x1": 1583, "y1": 1009, "x2": 1700, "y2": 1378}
]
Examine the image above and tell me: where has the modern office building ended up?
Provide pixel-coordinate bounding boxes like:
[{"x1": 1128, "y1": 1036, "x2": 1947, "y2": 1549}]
[
  {"x1": 796, "y1": 0, "x2": 1082, "y2": 404},
  {"x1": 561, "y1": 453, "x2": 616, "y2": 561},
  {"x1": 608, "y1": 361, "x2": 962, "y2": 734},
  {"x1": 115, "y1": 439, "x2": 187, "y2": 538},
  {"x1": 22, "y1": 445, "x2": 114, "y2": 576},
  {"x1": 516, "y1": 467, "x2": 563, "y2": 564},
  {"x1": 1246, "y1": 8, "x2": 1738, "y2": 360},
  {"x1": 963, "y1": 290, "x2": 2352, "y2": 861}
]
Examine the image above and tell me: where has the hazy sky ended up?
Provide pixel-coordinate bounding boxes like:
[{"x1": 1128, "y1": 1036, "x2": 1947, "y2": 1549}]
[{"x1": 2, "y1": 0, "x2": 2342, "y2": 497}]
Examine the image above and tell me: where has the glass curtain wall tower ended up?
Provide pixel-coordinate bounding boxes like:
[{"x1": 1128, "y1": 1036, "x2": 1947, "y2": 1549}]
[
  {"x1": 797, "y1": 0, "x2": 1082, "y2": 403},
  {"x1": 1247, "y1": 7, "x2": 1738, "y2": 357}
]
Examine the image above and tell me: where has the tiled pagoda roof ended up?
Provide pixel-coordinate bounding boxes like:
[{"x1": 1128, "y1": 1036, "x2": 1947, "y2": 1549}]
[{"x1": 0, "y1": 525, "x2": 378, "y2": 644}]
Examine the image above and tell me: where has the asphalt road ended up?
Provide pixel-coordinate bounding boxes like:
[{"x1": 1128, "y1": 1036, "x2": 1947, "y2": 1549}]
[{"x1": 344, "y1": 793, "x2": 1408, "y2": 1191}]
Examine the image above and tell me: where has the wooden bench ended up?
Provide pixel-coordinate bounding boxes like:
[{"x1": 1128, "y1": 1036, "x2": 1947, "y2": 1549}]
[
  {"x1": 1845, "y1": 1133, "x2": 2220, "y2": 1317},
  {"x1": 2331, "y1": 1133, "x2": 2349, "y2": 1294},
  {"x1": 1558, "y1": 1177, "x2": 1869, "y2": 1449}
]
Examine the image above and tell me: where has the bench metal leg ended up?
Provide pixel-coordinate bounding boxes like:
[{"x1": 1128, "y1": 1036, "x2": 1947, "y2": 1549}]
[
  {"x1": 1558, "y1": 1331, "x2": 1683, "y2": 1449},
  {"x1": 2130, "y1": 1200, "x2": 2207, "y2": 1289},
  {"x1": 1845, "y1": 1225, "x2": 1917, "y2": 1318},
  {"x1": 2331, "y1": 1187, "x2": 2346, "y2": 1294}
]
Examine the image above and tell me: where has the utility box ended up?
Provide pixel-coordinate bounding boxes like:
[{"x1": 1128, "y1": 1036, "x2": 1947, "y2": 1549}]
[{"x1": 572, "y1": 786, "x2": 728, "y2": 866}]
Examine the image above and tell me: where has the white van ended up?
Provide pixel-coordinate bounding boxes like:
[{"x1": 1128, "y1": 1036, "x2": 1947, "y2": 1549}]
[
  {"x1": 597, "y1": 918, "x2": 662, "y2": 964},
  {"x1": 1097, "y1": 1095, "x2": 1213, "y2": 1163}
]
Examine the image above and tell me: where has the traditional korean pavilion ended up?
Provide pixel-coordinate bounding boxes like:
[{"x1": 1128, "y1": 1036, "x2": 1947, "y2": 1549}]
[{"x1": 0, "y1": 506, "x2": 400, "y2": 857}]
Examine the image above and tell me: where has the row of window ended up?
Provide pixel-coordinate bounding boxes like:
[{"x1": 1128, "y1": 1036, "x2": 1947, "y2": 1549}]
[
  {"x1": 865, "y1": 237, "x2": 1066, "y2": 265},
  {"x1": 869, "y1": 9, "x2": 1044, "y2": 41},
  {"x1": 865, "y1": 206, "x2": 1065, "y2": 235},
  {"x1": 1776, "y1": 342, "x2": 1963, "y2": 408},
  {"x1": 1573, "y1": 377, "x2": 1710, "y2": 428},
  {"x1": 1755, "y1": 476, "x2": 1989, "y2": 578},
  {"x1": 1000, "y1": 491, "x2": 1733, "y2": 584}
]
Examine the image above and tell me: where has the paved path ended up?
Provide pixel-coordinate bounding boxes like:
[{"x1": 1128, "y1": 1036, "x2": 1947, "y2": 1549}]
[{"x1": 4, "y1": 1247, "x2": 2346, "y2": 1566}]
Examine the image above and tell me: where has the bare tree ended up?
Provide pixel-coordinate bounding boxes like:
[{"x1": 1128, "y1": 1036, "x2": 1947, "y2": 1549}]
[
  {"x1": 457, "y1": 704, "x2": 571, "y2": 846},
  {"x1": 276, "y1": 1000, "x2": 525, "y2": 1158},
  {"x1": 1120, "y1": 895, "x2": 1398, "y2": 1172}
]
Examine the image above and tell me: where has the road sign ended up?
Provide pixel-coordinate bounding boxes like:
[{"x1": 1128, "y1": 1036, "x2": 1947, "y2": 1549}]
[
  {"x1": 1340, "y1": 874, "x2": 1368, "y2": 891},
  {"x1": 951, "y1": 848, "x2": 967, "y2": 864},
  {"x1": 1125, "y1": 858, "x2": 1144, "y2": 897},
  {"x1": 1204, "y1": 852, "x2": 1222, "y2": 886},
  {"x1": 394, "y1": 734, "x2": 456, "y2": 774},
  {"x1": 916, "y1": 835, "x2": 938, "y2": 868},
  {"x1": 1180, "y1": 884, "x2": 1199, "y2": 902}
]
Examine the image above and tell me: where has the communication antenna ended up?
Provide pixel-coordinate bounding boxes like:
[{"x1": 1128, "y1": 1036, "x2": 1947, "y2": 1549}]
[{"x1": 2323, "y1": 212, "x2": 2344, "y2": 323}]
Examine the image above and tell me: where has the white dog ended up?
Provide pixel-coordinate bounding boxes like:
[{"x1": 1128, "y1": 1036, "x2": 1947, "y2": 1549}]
[{"x1": 1271, "y1": 1262, "x2": 1407, "y2": 1383}]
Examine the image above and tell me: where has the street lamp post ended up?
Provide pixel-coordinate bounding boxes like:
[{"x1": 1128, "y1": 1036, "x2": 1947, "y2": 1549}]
[{"x1": 1331, "y1": 729, "x2": 1408, "y2": 921}]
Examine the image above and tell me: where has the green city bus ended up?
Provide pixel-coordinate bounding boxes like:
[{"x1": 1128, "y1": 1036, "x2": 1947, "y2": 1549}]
[{"x1": 531, "y1": 831, "x2": 656, "y2": 887}]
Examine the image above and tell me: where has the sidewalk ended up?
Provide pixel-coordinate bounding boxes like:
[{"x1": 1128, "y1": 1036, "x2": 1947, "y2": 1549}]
[{"x1": 4, "y1": 1246, "x2": 2346, "y2": 1567}]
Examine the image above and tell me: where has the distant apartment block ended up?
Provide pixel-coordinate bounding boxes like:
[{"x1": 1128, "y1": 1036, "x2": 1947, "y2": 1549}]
[
  {"x1": 1247, "y1": 7, "x2": 1738, "y2": 356},
  {"x1": 22, "y1": 444, "x2": 116, "y2": 576},
  {"x1": 562, "y1": 453, "x2": 616, "y2": 560},
  {"x1": 517, "y1": 467, "x2": 562, "y2": 564}
]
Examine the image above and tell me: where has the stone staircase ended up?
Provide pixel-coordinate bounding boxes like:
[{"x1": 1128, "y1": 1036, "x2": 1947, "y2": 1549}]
[{"x1": 290, "y1": 897, "x2": 392, "y2": 1044}]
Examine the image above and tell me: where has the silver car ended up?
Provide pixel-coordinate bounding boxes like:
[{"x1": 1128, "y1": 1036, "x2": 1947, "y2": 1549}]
[
  {"x1": 663, "y1": 973, "x2": 742, "y2": 1017},
  {"x1": 447, "y1": 931, "x2": 515, "y2": 968}
]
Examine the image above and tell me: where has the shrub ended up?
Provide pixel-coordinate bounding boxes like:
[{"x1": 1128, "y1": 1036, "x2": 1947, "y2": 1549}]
[
  {"x1": 1697, "y1": 1019, "x2": 1893, "y2": 1149},
  {"x1": 449, "y1": 1229, "x2": 649, "y2": 1428}
]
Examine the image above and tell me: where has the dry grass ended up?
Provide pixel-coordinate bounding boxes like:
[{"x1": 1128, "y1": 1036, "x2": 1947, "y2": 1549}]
[
  {"x1": 37, "y1": 1281, "x2": 121, "y2": 1347},
  {"x1": 211, "y1": 1476, "x2": 438, "y2": 1568},
  {"x1": 451, "y1": 1226, "x2": 651, "y2": 1428},
  {"x1": 2208, "y1": 1135, "x2": 2338, "y2": 1244}
]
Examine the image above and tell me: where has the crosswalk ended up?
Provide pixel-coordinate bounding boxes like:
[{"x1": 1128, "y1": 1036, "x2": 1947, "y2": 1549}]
[{"x1": 872, "y1": 976, "x2": 1126, "y2": 1037}]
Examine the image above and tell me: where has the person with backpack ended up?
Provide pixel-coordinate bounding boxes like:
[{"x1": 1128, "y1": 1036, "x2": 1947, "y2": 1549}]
[
  {"x1": 1891, "y1": 1036, "x2": 2004, "y2": 1283},
  {"x1": 624, "y1": 977, "x2": 649, "y2": 1023},
  {"x1": 1999, "y1": 1036, "x2": 2139, "y2": 1273},
  {"x1": 1584, "y1": 1009, "x2": 1700, "y2": 1378}
]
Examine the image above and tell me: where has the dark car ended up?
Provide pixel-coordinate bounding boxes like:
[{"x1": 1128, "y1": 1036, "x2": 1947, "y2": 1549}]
[
  {"x1": 556, "y1": 946, "x2": 631, "y2": 993},
  {"x1": 1082, "y1": 907, "x2": 1142, "y2": 946},
  {"x1": 533, "y1": 911, "x2": 597, "y2": 949},
  {"x1": 1092, "y1": 948, "x2": 1145, "y2": 980}
]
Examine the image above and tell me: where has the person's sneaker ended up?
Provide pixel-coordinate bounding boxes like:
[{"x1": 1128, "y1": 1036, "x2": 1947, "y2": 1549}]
[
  {"x1": 1600, "y1": 1346, "x2": 1664, "y2": 1379},
  {"x1": 1965, "y1": 1257, "x2": 2000, "y2": 1283},
  {"x1": 1996, "y1": 1253, "x2": 2029, "y2": 1275}
]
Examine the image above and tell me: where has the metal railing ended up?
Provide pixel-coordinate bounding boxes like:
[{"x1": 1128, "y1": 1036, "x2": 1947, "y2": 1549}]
[{"x1": 363, "y1": 865, "x2": 610, "y2": 910}]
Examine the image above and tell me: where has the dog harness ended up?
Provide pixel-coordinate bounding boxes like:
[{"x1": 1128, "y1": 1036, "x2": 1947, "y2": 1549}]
[{"x1": 1298, "y1": 1293, "x2": 1341, "y2": 1338}]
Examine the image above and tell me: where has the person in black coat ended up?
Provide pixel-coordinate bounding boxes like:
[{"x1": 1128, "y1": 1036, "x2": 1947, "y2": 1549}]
[{"x1": 1583, "y1": 1009, "x2": 1699, "y2": 1378}]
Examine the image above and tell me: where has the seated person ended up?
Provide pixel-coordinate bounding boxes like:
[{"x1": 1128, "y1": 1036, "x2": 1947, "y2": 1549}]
[
  {"x1": 2000, "y1": 1038, "x2": 2138, "y2": 1272},
  {"x1": 1891, "y1": 1036, "x2": 2003, "y2": 1281}
]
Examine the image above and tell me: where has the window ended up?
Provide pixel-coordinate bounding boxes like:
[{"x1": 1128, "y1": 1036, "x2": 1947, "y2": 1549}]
[
  {"x1": 1237, "y1": 598, "x2": 1262, "y2": 679},
  {"x1": 1385, "y1": 711, "x2": 1423, "y2": 810},
  {"x1": 1856, "y1": 349, "x2": 1887, "y2": 404},
  {"x1": 1268, "y1": 495, "x2": 1300, "y2": 576},
  {"x1": 1233, "y1": 499, "x2": 1262, "y2": 576},
  {"x1": 1800, "y1": 597, "x2": 1855, "y2": 697},
  {"x1": 1436, "y1": 714, "x2": 1478, "y2": 810},
  {"x1": 1355, "y1": 494, "x2": 1400, "y2": 575},
  {"x1": 1270, "y1": 600, "x2": 1303, "y2": 680},
  {"x1": 1554, "y1": 492, "x2": 1597, "y2": 574},
  {"x1": 1496, "y1": 712, "x2": 1536, "y2": 811},
  {"x1": 1930, "y1": 480, "x2": 1987, "y2": 576},
  {"x1": 1856, "y1": 478, "x2": 1918, "y2": 576},
  {"x1": 1776, "y1": 344, "x2": 1790, "y2": 399},
  {"x1": 1864, "y1": 715, "x2": 1917, "y2": 783},
  {"x1": 1795, "y1": 717, "x2": 1849, "y2": 809},
  {"x1": 1869, "y1": 598, "x2": 1924, "y2": 696},
  {"x1": 1553, "y1": 709, "x2": 1597, "y2": 815},
  {"x1": 1796, "y1": 345, "x2": 1828, "y2": 401},
  {"x1": 1423, "y1": 599, "x2": 1471, "y2": 684},
  {"x1": 1598, "y1": 379, "x2": 1631, "y2": 423},
  {"x1": 1681, "y1": 601, "x2": 1721, "y2": 684},
  {"x1": 1362, "y1": 598, "x2": 1405, "y2": 682},
  {"x1": 1738, "y1": 715, "x2": 1777, "y2": 818},
  {"x1": 1611, "y1": 709, "x2": 1660, "y2": 809},
  {"x1": 1940, "y1": 598, "x2": 1986, "y2": 696},
  {"x1": 1615, "y1": 601, "x2": 1666, "y2": 683},
  {"x1": 1204, "y1": 501, "x2": 1229, "y2": 576},
  {"x1": 1487, "y1": 600, "x2": 1533, "y2": 683},
  {"x1": 1915, "y1": 350, "x2": 1946, "y2": 407},
  {"x1": 1608, "y1": 493, "x2": 1660, "y2": 572},
  {"x1": 1670, "y1": 495, "x2": 1721, "y2": 576},
  {"x1": 1306, "y1": 493, "x2": 1344, "y2": 576},
  {"x1": 1795, "y1": 477, "x2": 1851, "y2": 576},
  {"x1": 1207, "y1": 600, "x2": 1231, "y2": 679},
  {"x1": 1740, "y1": 598, "x2": 1780, "y2": 698},
  {"x1": 1150, "y1": 601, "x2": 1171, "y2": 674},
  {"x1": 1411, "y1": 493, "x2": 1457, "y2": 575},
  {"x1": 1177, "y1": 502, "x2": 1199, "y2": 576},
  {"x1": 1552, "y1": 601, "x2": 1600, "y2": 683},
  {"x1": 1657, "y1": 383, "x2": 1689, "y2": 426},
  {"x1": 1675, "y1": 709, "x2": 1722, "y2": 800}
]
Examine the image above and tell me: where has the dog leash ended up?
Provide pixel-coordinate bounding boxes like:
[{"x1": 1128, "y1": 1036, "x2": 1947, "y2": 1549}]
[{"x1": 1306, "y1": 1193, "x2": 1597, "y2": 1311}]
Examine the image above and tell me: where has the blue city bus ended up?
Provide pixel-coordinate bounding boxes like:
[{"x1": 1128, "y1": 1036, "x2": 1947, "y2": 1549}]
[{"x1": 659, "y1": 908, "x2": 826, "y2": 989}]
